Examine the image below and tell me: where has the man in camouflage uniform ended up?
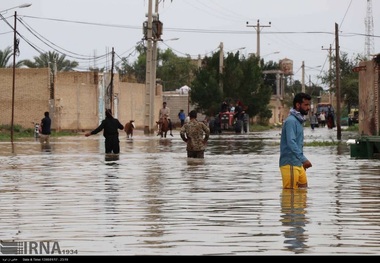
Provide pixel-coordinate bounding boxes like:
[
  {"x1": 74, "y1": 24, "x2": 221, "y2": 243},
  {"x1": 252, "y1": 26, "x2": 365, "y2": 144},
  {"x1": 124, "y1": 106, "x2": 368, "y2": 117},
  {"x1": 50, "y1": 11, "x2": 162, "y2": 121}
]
[{"x1": 180, "y1": 110, "x2": 210, "y2": 158}]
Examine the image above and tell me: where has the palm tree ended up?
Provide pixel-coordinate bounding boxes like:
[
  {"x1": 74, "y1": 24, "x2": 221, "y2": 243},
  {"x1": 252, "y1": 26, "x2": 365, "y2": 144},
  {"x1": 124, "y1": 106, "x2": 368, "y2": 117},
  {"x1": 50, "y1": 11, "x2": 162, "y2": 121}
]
[
  {"x1": 0, "y1": 46, "x2": 13, "y2": 68},
  {"x1": 0, "y1": 46, "x2": 23, "y2": 68},
  {"x1": 20, "y1": 51, "x2": 79, "y2": 72}
]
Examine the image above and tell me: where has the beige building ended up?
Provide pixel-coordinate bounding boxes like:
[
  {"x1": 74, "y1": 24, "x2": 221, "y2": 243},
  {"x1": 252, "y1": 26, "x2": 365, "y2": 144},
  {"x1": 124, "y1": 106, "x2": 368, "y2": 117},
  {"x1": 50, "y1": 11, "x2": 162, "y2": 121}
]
[{"x1": 0, "y1": 68, "x2": 163, "y2": 131}]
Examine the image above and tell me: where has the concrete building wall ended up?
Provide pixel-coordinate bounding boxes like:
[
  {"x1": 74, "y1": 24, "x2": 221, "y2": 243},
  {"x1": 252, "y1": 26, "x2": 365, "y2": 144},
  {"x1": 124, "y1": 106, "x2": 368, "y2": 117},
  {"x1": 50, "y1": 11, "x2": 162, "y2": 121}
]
[
  {"x1": 163, "y1": 91, "x2": 206, "y2": 128},
  {"x1": 0, "y1": 69, "x2": 161, "y2": 131},
  {"x1": 0, "y1": 68, "x2": 50, "y2": 128},
  {"x1": 268, "y1": 95, "x2": 286, "y2": 125},
  {"x1": 54, "y1": 71, "x2": 98, "y2": 131},
  {"x1": 117, "y1": 82, "x2": 162, "y2": 130}
]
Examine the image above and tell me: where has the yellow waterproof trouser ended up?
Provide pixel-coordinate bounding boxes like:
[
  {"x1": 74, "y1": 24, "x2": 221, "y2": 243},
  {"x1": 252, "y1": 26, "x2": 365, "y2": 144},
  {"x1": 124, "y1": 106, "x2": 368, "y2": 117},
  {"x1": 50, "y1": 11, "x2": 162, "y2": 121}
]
[{"x1": 280, "y1": 165, "x2": 308, "y2": 189}]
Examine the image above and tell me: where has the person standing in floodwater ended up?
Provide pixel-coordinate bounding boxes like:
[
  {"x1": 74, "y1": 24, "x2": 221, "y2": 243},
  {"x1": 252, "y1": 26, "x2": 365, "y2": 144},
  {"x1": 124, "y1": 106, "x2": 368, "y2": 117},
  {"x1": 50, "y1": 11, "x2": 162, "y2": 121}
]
[
  {"x1": 310, "y1": 112, "x2": 318, "y2": 130},
  {"x1": 319, "y1": 111, "x2": 326, "y2": 127},
  {"x1": 178, "y1": 109, "x2": 186, "y2": 127},
  {"x1": 39, "y1": 111, "x2": 51, "y2": 144},
  {"x1": 180, "y1": 110, "x2": 210, "y2": 158},
  {"x1": 85, "y1": 109, "x2": 124, "y2": 154},
  {"x1": 279, "y1": 93, "x2": 312, "y2": 189}
]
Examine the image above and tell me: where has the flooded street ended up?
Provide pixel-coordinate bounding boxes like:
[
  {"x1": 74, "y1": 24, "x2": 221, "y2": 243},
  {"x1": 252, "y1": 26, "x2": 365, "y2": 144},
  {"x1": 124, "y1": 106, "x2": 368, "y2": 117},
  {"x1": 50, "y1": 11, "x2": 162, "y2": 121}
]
[{"x1": 1, "y1": 127, "x2": 380, "y2": 255}]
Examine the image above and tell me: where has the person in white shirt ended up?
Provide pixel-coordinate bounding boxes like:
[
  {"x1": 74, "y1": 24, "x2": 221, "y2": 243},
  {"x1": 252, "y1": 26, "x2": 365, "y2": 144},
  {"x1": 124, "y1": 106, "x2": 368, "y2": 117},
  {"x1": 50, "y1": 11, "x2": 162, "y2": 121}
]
[
  {"x1": 319, "y1": 111, "x2": 326, "y2": 127},
  {"x1": 158, "y1": 102, "x2": 173, "y2": 136}
]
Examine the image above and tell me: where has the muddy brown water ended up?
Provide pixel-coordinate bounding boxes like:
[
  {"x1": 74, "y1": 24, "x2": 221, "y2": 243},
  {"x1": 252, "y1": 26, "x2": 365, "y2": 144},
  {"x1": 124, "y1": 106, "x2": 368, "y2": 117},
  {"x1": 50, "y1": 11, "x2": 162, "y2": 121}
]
[{"x1": 0, "y1": 127, "x2": 379, "y2": 255}]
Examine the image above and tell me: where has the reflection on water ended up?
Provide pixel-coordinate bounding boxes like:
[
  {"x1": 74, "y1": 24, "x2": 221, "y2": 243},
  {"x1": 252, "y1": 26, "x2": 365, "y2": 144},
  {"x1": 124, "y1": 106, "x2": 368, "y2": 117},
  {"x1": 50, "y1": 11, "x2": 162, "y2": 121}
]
[
  {"x1": 105, "y1": 153, "x2": 120, "y2": 165},
  {"x1": 41, "y1": 143, "x2": 52, "y2": 153},
  {"x1": 280, "y1": 189, "x2": 308, "y2": 254},
  {"x1": 0, "y1": 128, "x2": 380, "y2": 255}
]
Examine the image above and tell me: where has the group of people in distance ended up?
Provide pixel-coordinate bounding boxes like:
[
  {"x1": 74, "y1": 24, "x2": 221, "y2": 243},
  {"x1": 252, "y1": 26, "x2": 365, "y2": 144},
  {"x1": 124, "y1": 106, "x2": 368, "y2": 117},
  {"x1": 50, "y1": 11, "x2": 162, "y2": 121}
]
[
  {"x1": 309, "y1": 108, "x2": 335, "y2": 130},
  {"x1": 84, "y1": 102, "x2": 210, "y2": 159}
]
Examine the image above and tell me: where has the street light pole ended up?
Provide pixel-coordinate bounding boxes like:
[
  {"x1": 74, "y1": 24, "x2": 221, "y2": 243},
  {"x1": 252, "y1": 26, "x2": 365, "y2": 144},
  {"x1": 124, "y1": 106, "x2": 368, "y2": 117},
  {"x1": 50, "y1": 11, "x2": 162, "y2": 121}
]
[
  {"x1": 301, "y1": 61, "x2": 305, "y2": 93},
  {"x1": 322, "y1": 44, "x2": 334, "y2": 104},
  {"x1": 3, "y1": 3, "x2": 32, "y2": 144},
  {"x1": 262, "y1": 51, "x2": 280, "y2": 58},
  {"x1": 0, "y1": 3, "x2": 31, "y2": 14},
  {"x1": 11, "y1": 12, "x2": 17, "y2": 143},
  {"x1": 144, "y1": 0, "x2": 153, "y2": 134},
  {"x1": 219, "y1": 42, "x2": 224, "y2": 94},
  {"x1": 150, "y1": 0, "x2": 159, "y2": 134}
]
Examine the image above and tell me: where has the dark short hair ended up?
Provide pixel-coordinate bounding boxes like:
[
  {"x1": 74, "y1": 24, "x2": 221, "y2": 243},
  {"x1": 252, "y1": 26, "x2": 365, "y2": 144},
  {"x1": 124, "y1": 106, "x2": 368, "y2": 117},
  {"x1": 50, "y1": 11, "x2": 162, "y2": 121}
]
[
  {"x1": 44, "y1": 111, "x2": 49, "y2": 117},
  {"x1": 163, "y1": 102, "x2": 167, "y2": 105},
  {"x1": 105, "y1": 108, "x2": 113, "y2": 118},
  {"x1": 293, "y1": 93, "x2": 311, "y2": 108},
  {"x1": 189, "y1": 110, "x2": 197, "y2": 119}
]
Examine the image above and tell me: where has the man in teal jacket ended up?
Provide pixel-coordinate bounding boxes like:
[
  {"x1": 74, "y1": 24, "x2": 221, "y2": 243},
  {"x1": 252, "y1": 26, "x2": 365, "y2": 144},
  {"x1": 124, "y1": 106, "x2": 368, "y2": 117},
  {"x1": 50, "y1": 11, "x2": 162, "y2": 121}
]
[{"x1": 279, "y1": 93, "x2": 312, "y2": 189}]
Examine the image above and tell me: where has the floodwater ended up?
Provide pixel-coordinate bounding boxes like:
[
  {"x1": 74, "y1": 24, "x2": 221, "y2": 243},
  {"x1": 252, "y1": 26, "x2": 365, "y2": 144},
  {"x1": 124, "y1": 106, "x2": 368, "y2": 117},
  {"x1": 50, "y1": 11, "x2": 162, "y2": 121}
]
[{"x1": 0, "y1": 127, "x2": 380, "y2": 256}]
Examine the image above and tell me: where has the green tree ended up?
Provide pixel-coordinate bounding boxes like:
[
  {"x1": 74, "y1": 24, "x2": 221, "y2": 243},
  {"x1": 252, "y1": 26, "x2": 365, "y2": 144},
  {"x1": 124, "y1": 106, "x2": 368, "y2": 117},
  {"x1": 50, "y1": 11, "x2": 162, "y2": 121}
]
[
  {"x1": 190, "y1": 51, "x2": 273, "y2": 123},
  {"x1": 20, "y1": 51, "x2": 79, "y2": 72},
  {"x1": 0, "y1": 46, "x2": 13, "y2": 68},
  {"x1": 262, "y1": 60, "x2": 279, "y2": 95},
  {"x1": 122, "y1": 44, "x2": 147, "y2": 83},
  {"x1": 0, "y1": 46, "x2": 24, "y2": 68},
  {"x1": 116, "y1": 44, "x2": 196, "y2": 89},
  {"x1": 320, "y1": 52, "x2": 360, "y2": 112},
  {"x1": 190, "y1": 55, "x2": 221, "y2": 116},
  {"x1": 116, "y1": 56, "x2": 138, "y2": 82},
  {"x1": 156, "y1": 49, "x2": 196, "y2": 91}
]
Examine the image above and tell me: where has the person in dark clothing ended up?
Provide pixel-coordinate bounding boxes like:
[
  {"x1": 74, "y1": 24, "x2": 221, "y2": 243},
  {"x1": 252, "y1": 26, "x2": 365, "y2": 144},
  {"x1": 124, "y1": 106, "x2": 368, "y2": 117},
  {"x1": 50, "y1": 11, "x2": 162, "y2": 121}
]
[
  {"x1": 327, "y1": 107, "x2": 335, "y2": 129},
  {"x1": 39, "y1": 111, "x2": 51, "y2": 144},
  {"x1": 221, "y1": 101, "x2": 229, "y2": 112},
  {"x1": 234, "y1": 101, "x2": 244, "y2": 133},
  {"x1": 85, "y1": 109, "x2": 124, "y2": 154}
]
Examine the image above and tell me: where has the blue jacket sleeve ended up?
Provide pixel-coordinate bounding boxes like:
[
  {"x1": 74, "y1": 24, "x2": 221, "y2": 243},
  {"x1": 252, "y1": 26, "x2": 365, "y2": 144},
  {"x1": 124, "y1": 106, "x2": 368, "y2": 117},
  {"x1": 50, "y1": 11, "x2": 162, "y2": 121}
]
[{"x1": 284, "y1": 119, "x2": 308, "y2": 163}]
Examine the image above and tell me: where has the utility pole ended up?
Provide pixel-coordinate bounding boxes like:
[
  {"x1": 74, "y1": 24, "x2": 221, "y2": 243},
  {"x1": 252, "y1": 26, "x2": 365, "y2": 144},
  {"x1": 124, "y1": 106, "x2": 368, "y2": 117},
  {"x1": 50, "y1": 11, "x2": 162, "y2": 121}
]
[
  {"x1": 219, "y1": 42, "x2": 224, "y2": 94},
  {"x1": 246, "y1": 19, "x2": 271, "y2": 66},
  {"x1": 144, "y1": 0, "x2": 153, "y2": 134},
  {"x1": 143, "y1": 0, "x2": 162, "y2": 134},
  {"x1": 301, "y1": 61, "x2": 305, "y2": 92},
  {"x1": 109, "y1": 47, "x2": 115, "y2": 113},
  {"x1": 150, "y1": 0, "x2": 159, "y2": 134},
  {"x1": 322, "y1": 44, "x2": 335, "y2": 103},
  {"x1": 335, "y1": 23, "x2": 341, "y2": 140},
  {"x1": 11, "y1": 11, "x2": 17, "y2": 144}
]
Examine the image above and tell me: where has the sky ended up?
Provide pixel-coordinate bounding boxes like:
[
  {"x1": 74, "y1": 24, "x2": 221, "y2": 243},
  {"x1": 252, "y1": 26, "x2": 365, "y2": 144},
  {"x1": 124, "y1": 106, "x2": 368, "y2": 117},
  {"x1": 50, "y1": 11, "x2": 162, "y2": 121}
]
[{"x1": 1, "y1": 0, "x2": 379, "y2": 89}]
